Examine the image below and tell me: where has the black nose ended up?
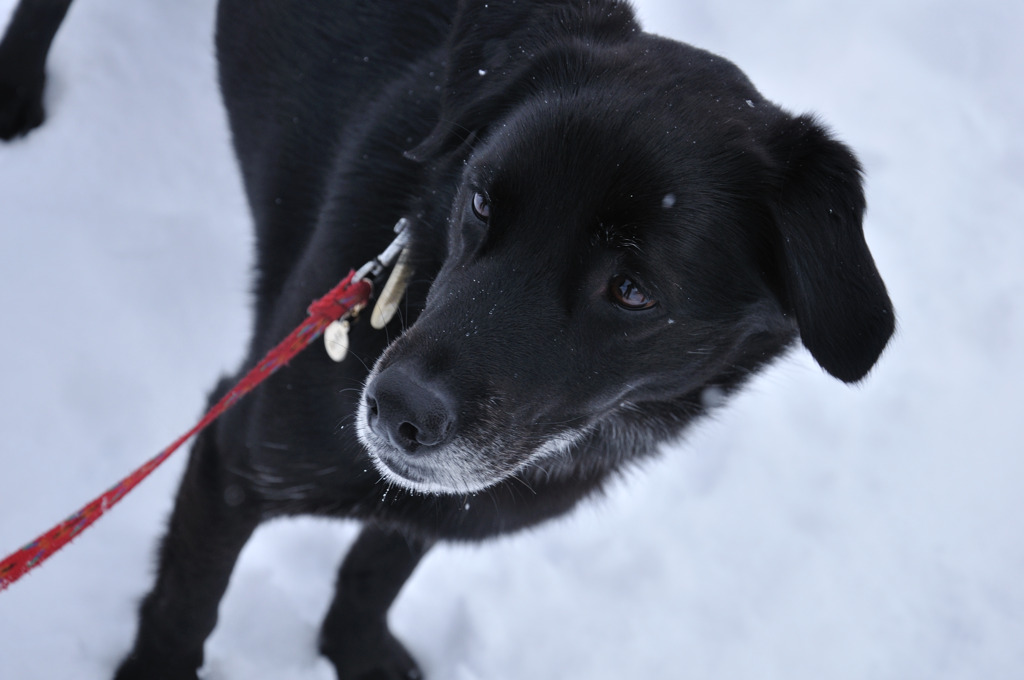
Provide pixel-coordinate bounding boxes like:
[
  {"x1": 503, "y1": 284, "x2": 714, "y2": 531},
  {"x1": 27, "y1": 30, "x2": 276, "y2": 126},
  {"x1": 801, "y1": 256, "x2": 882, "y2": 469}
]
[{"x1": 364, "y1": 364, "x2": 456, "y2": 454}]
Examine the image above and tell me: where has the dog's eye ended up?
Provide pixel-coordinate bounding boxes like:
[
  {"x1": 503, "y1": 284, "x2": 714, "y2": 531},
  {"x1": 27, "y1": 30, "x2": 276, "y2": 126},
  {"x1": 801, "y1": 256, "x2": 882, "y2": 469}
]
[
  {"x1": 609, "y1": 274, "x2": 656, "y2": 310},
  {"x1": 471, "y1": 192, "x2": 491, "y2": 220}
]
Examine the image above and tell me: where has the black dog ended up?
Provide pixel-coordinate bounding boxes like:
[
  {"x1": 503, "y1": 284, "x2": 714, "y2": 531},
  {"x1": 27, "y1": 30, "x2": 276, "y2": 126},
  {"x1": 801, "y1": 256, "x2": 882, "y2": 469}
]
[{"x1": 2, "y1": 0, "x2": 894, "y2": 677}]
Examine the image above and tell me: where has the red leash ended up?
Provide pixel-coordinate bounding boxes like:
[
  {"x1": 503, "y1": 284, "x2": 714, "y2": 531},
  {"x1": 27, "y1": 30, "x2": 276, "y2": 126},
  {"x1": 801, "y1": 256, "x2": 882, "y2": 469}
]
[{"x1": 0, "y1": 271, "x2": 372, "y2": 591}]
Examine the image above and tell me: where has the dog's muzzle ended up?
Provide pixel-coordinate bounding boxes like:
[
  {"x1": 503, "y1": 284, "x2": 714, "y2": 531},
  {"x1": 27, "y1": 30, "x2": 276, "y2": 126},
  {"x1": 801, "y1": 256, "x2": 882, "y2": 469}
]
[{"x1": 363, "y1": 364, "x2": 457, "y2": 454}]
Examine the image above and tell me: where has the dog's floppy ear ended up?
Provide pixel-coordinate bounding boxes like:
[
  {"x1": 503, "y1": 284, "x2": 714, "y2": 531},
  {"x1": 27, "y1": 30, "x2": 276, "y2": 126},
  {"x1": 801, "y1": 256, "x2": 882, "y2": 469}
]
[
  {"x1": 768, "y1": 115, "x2": 894, "y2": 383},
  {"x1": 407, "y1": 0, "x2": 639, "y2": 160}
]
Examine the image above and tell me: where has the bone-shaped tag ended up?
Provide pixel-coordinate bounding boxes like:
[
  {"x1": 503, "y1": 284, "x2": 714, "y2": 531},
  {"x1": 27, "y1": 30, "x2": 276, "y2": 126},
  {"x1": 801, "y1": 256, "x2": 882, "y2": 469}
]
[{"x1": 371, "y1": 248, "x2": 413, "y2": 329}]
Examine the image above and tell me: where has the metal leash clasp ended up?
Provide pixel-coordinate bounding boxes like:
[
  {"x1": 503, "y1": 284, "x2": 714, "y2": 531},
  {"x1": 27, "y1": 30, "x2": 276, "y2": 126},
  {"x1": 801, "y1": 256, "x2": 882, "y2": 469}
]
[{"x1": 324, "y1": 218, "x2": 413, "y2": 362}]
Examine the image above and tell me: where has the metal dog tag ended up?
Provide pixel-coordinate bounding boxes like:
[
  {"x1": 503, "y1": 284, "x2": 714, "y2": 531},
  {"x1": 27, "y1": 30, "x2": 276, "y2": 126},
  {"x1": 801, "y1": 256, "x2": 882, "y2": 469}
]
[{"x1": 324, "y1": 319, "x2": 351, "y2": 362}]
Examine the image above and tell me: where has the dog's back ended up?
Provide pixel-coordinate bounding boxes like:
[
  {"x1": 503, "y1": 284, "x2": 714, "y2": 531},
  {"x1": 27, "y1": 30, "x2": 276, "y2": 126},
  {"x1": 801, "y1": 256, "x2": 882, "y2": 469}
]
[{"x1": 216, "y1": 0, "x2": 456, "y2": 339}]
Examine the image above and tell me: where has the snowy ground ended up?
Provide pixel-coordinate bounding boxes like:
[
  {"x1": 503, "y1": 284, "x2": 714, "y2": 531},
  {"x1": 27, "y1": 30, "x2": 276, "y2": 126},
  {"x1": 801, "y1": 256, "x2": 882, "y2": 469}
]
[{"x1": 1, "y1": 1, "x2": 1022, "y2": 678}]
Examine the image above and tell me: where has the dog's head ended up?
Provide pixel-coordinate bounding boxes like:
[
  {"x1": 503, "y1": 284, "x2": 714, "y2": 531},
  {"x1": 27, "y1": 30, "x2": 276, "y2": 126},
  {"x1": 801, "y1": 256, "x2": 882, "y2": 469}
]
[{"x1": 357, "y1": 0, "x2": 894, "y2": 495}]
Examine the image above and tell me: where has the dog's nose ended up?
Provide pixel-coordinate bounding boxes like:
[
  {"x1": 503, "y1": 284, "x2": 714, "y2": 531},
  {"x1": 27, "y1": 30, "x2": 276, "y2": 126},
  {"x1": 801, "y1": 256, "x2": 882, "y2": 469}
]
[{"x1": 364, "y1": 365, "x2": 456, "y2": 454}]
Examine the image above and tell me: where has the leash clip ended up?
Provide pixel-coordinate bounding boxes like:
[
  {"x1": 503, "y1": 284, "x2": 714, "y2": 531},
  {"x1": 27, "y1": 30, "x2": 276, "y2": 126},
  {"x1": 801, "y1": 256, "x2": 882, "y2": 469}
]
[
  {"x1": 325, "y1": 218, "x2": 414, "y2": 362},
  {"x1": 353, "y1": 217, "x2": 411, "y2": 285}
]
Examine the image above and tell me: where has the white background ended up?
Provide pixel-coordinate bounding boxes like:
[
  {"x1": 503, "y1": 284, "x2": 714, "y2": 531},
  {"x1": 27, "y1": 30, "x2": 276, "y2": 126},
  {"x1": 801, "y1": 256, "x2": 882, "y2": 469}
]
[{"x1": 1, "y1": 0, "x2": 1022, "y2": 678}]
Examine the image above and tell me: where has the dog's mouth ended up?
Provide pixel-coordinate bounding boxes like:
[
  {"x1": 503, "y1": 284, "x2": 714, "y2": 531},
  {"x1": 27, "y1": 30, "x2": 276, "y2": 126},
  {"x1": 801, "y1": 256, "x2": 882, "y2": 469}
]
[
  {"x1": 355, "y1": 380, "x2": 591, "y2": 495},
  {"x1": 367, "y1": 445, "x2": 469, "y2": 495}
]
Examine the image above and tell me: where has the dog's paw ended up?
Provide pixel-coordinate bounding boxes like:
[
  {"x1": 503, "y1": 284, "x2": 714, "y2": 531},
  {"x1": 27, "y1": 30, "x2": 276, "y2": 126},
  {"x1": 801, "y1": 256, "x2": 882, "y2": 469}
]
[
  {"x1": 321, "y1": 626, "x2": 424, "y2": 680},
  {"x1": 0, "y1": 70, "x2": 46, "y2": 140}
]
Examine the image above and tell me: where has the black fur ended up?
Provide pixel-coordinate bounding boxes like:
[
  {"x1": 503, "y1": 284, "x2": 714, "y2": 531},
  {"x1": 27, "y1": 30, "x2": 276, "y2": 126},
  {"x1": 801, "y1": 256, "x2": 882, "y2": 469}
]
[{"x1": 2, "y1": 1, "x2": 894, "y2": 677}]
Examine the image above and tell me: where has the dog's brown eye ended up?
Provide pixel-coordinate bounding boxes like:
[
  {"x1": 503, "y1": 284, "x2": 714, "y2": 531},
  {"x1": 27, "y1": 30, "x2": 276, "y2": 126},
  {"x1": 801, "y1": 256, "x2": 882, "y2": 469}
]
[
  {"x1": 609, "y1": 274, "x2": 656, "y2": 310},
  {"x1": 471, "y1": 191, "x2": 491, "y2": 220}
]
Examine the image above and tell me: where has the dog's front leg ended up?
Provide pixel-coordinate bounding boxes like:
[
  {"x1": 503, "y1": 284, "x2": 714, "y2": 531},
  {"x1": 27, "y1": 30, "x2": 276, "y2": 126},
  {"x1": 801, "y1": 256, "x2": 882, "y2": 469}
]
[
  {"x1": 0, "y1": 0, "x2": 73, "y2": 139},
  {"x1": 113, "y1": 424, "x2": 261, "y2": 680},
  {"x1": 320, "y1": 524, "x2": 433, "y2": 680}
]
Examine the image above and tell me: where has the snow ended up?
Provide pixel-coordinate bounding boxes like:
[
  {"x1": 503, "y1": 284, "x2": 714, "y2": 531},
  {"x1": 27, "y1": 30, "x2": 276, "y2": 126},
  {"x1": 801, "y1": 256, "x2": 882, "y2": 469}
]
[{"x1": 1, "y1": 0, "x2": 1022, "y2": 678}]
